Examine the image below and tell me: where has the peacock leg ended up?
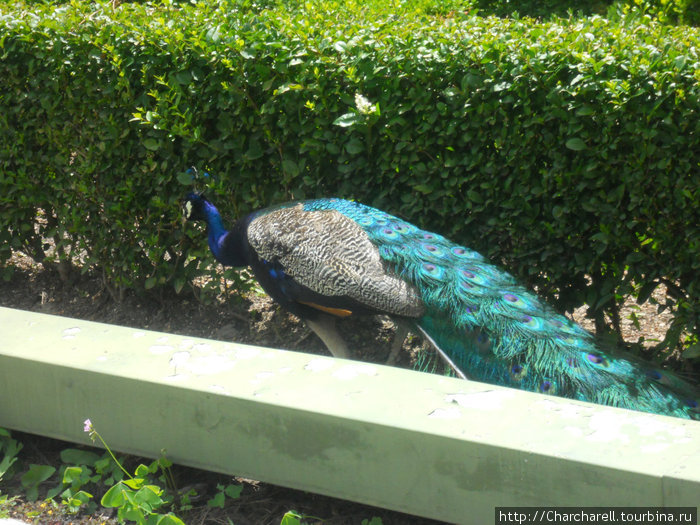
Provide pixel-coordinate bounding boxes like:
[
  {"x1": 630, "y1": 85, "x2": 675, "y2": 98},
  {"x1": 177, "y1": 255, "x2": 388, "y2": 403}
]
[
  {"x1": 386, "y1": 319, "x2": 410, "y2": 365},
  {"x1": 305, "y1": 315, "x2": 350, "y2": 359}
]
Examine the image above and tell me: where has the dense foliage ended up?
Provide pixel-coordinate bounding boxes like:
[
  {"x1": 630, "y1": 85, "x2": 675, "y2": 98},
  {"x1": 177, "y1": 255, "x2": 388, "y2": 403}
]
[{"x1": 0, "y1": 0, "x2": 698, "y2": 354}]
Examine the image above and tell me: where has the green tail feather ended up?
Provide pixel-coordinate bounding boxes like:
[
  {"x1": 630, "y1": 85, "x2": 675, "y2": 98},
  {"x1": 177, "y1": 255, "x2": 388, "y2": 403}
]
[{"x1": 304, "y1": 199, "x2": 699, "y2": 420}]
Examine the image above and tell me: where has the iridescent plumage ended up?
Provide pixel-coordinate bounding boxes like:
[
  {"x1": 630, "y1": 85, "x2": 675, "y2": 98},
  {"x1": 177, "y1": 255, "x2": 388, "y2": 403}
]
[{"x1": 184, "y1": 194, "x2": 699, "y2": 420}]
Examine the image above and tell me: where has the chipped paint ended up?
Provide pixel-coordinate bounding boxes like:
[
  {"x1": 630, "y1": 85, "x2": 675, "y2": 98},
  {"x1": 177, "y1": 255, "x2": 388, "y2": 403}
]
[
  {"x1": 169, "y1": 351, "x2": 190, "y2": 368},
  {"x1": 149, "y1": 345, "x2": 174, "y2": 355},
  {"x1": 62, "y1": 327, "x2": 81, "y2": 339},
  {"x1": 304, "y1": 358, "x2": 334, "y2": 372}
]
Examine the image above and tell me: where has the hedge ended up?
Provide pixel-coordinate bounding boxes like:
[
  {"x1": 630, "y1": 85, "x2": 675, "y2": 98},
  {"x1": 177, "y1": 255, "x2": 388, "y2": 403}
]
[{"x1": 0, "y1": 0, "x2": 698, "y2": 355}]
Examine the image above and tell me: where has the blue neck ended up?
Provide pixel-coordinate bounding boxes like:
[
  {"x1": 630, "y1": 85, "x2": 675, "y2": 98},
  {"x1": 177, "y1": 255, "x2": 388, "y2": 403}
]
[{"x1": 201, "y1": 200, "x2": 234, "y2": 265}]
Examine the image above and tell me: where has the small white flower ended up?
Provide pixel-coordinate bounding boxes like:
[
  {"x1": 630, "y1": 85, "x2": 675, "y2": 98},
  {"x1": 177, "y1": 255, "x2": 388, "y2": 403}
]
[{"x1": 354, "y1": 92, "x2": 377, "y2": 115}]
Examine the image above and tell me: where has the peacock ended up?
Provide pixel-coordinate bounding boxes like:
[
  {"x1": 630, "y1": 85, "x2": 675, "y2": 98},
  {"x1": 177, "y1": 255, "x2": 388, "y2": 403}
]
[{"x1": 182, "y1": 192, "x2": 699, "y2": 420}]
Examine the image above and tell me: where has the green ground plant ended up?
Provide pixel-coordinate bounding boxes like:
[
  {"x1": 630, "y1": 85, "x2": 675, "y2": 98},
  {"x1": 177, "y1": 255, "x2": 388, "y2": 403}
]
[{"x1": 1, "y1": 425, "x2": 385, "y2": 524}]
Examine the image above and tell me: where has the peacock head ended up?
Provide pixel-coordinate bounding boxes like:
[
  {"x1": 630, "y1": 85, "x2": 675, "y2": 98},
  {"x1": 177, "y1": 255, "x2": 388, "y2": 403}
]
[{"x1": 182, "y1": 192, "x2": 209, "y2": 221}]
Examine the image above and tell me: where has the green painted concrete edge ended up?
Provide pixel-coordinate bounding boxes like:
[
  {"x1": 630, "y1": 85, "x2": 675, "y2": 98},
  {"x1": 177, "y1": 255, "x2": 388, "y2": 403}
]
[{"x1": 0, "y1": 306, "x2": 699, "y2": 523}]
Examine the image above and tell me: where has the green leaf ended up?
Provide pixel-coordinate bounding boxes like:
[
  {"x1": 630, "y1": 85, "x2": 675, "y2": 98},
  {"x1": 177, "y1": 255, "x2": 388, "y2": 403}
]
[
  {"x1": 62, "y1": 466, "x2": 85, "y2": 486},
  {"x1": 467, "y1": 190, "x2": 483, "y2": 203},
  {"x1": 207, "y1": 491, "x2": 225, "y2": 508},
  {"x1": 565, "y1": 138, "x2": 586, "y2": 151},
  {"x1": 143, "y1": 138, "x2": 160, "y2": 151},
  {"x1": 135, "y1": 464, "x2": 151, "y2": 478},
  {"x1": 281, "y1": 159, "x2": 299, "y2": 177},
  {"x1": 66, "y1": 489, "x2": 93, "y2": 505},
  {"x1": 134, "y1": 485, "x2": 164, "y2": 508},
  {"x1": 61, "y1": 448, "x2": 100, "y2": 466},
  {"x1": 94, "y1": 457, "x2": 112, "y2": 474},
  {"x1": 157, "y1": 455, "x2": 172, "y2": 470},
  {"x1": 333, "y1": 112, "x2": 359, "y2": 127},
  {"x1": 591, "y1": 232, "x2": 609, "y2": 244},
  {"x1": 21, "y1": 464, "x2": 56, "y2": 488},
  {"x1": 173, "y1": 276, "x2": 186, "y2": 294},
  {"x1": 0, "y1": 434, "x2": 21, "y2": 479},
  {"x1": 280, "y1": 511, "x2": 303, "y2": 525},
  {"x1": 174, "y1": 71, "x2": 191, "y2": 86},
  {"x1": 156, "y1": 514, "x2": 187, "y2": 525},
  {"x1": 274, "y1": 83, "x2": 303, "y2": 95},
  {"x1": 21, "y1": 464, "x2": 56, "y2": 501},
  {"x1": 413, "y1": 184, "x2": 432, "y2": 194},
  {"x1": 224, "y1": 484, "x2": 242, "y2": 499},
  {"x1": 123, "y1": 477, "x2": 146, "y2": 490},
  {"x1": 101, "y1": 482, "x2": 129, "y2": 507},
  {"x1": 345, "y1": 139, "x2": 364, "y2": 155},
  {"x1": 176, "y1": 171, "x2": 193, "y2": 185},
  {"x1": 245, "y1": 139, "x2": 264, "y2": 160}
]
